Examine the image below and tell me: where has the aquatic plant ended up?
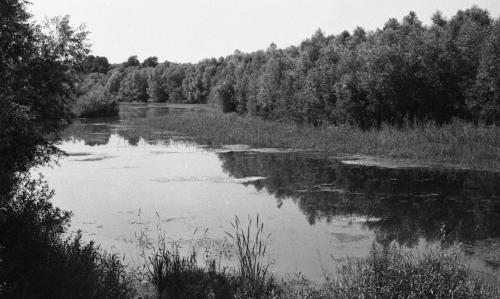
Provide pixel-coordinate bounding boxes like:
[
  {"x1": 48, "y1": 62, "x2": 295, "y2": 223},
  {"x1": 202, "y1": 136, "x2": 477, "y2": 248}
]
[
  {"x1": 139, "y1": 112, "x2": 500, "y2": 171},
  {"x1": 281, "y1": 244, "x2": 500, "y2": 299},
  {"x1": 226, "y1": 214, "x2": 276, "y2": 298},
  {"x1": 137, "y1": 215, "x2": 240, "y2": 298},
  {"x1": 137, "y1": 214, "x2": 279, "y2": 298}
]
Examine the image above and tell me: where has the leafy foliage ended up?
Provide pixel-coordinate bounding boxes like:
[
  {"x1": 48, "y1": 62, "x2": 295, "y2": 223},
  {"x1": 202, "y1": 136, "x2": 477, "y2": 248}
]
[
  {"x1": 0, "y1": 0, "x2": 88, "y2": 189},
  {"x1": 86, "y1": 6, "x2": 499, "y2": 126},
  {"x1": 0, "y1": 1, "x2": 132, "y2": 297},
  {"x1": 0, "y1": 175, "x2": 135, "y2": 298},
  {"x1": 82, "y1": 55, "x2": 110, "y2": 73}
]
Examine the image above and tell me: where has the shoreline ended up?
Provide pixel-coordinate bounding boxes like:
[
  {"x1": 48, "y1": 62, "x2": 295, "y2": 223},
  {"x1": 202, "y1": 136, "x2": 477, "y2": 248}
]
[{"x1": 133, "y1": 110, "x2": 500, "y2": 172}]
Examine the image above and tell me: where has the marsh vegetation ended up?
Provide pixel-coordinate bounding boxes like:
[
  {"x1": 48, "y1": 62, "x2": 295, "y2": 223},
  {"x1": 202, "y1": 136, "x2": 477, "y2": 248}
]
[
  {"x1": 141, "y1": 111, "x2": 500, "y2": 171},
  {"x1": 1, "y1": 0, "x2": 500, "y2": 298}
]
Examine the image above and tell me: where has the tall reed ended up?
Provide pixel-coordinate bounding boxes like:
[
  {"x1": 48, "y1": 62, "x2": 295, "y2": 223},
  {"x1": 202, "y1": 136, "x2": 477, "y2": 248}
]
[
  {"x1": 226, "y1": 214, "x2": 276, "y2": 298},
  {"x1": 138, "y1": 112, "x2": 500, "y2": 171}
]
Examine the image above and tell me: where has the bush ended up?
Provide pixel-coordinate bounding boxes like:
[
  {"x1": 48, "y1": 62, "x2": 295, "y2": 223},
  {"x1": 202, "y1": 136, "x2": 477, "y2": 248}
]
[
  {"x1": 76, "y1": 83, "x2": 119, "y2": 118},
  {"x1": 0, "y1": 175, "x2": 135, "y2": 298}
]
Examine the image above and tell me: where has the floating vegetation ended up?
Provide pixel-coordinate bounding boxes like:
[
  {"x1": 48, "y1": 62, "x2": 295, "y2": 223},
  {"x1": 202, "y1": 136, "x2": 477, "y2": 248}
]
[{"x1": 150, "y1": 176, "x2": 266, "y2": 184}]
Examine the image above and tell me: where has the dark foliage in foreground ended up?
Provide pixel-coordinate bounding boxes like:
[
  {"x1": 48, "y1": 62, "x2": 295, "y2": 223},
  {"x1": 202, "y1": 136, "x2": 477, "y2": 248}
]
[
  {"x1": 1, "y1": 0, "x2": 499, "y2": 297},
  {"x1": 0, "y1": 0, "x2": 88, "y2": 190},
  {"x1": 139, "y1": 217, "x2": 499, "y2": 299},
  {"x1": 0, "y1": 175, "x2": 135, "y2": 298},
  {"x1": 145, "y1": 246, "x2": 240, "y2": 298},
  {"x1": 0, "y1": 1, "x2": 131, "y2": 298},
  {"x1": 139, "y1": 215, "x2": 277, "y2": 298}
]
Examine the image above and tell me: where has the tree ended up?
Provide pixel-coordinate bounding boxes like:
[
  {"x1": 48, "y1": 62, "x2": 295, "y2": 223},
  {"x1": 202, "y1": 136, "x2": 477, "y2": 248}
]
[
  {"x1": 82, "y1": 55, "x2": 110, "y2": 73},
  {"x1": 0, "y1": 2, "x2": 114, "y2": 297},
  {"x1": 117, "y1": 67, "x2": 150, "y2": 102},
  {"x1": 467, "y1": 18, "x2": 500, "y2": 124},
  {"x1": 215, "y1": 79, "x2": 236, "y2": 112},
  {"x1": 142, "y1": 56, "x2": 159, "y2": 68},
  {"x1": 124, "y1": 55, "x2": 140, "y2": 67},
  {"x1": 147, "y1": 63, "x2": 170, "y2": 102},
  {"x1": 0, "y1": 1, "x2": 89, "y2": 187}
]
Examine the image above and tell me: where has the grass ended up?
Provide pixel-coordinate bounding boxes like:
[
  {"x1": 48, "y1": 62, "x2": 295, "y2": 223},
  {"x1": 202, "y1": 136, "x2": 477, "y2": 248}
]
[
  {"x1": 134, "y1": 215, "x2": 500, "y2": 299},
  {"x1": 281, "y1": 244, "x2": 500, "y2": 299},
  {"x1": 136, "y1": 214, "x2": 277, "y2": 298},
  {"x1": 137, "y1": 111, "x2": 500, "y2": 171},
  {"x1": 143, "y1": 243, "x2": 237, "y2": 298},
  {"x1": 226, "y1": 215, "x2": 276, "y2": 298}
]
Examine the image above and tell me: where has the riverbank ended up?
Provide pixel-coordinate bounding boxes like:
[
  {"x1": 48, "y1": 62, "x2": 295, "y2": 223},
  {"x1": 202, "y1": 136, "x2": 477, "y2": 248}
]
[
  {"x1": 139, "y1": 111, "x2": 500, "y2": 172},
  {"x1": 131, "y1": 216, "x2": 499, "y2": 298},
  {"x1": 134, "y1": 245, "x2": 500, "y2": 299}
]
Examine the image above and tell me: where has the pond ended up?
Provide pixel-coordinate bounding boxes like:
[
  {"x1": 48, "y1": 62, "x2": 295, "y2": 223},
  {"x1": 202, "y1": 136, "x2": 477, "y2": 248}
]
[{"x1": 38, "y1": 103, "x2": 500, "y2": 282}]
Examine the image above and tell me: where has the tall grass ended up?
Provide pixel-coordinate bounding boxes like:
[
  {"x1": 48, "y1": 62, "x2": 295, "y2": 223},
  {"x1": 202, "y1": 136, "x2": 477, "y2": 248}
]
[
  {"x1": 138, "y1": 111, "x2": 500, "y2": 171},
  {"x1": 136, "y1": 214, "x2": 500, "y2": 298},
  {"x1": 136, "y1": 217, "x2": 241, "y2": 298},
  {"x1": 137, "y1": 215, "x2": 278, "y2": 298},
  {"x1": 281, "y1": 245, "x2": 500, "y2": 299},
  {"x1": 329, "y1": 244, "x2": 500, "y2": 298},
  {"x1": 226, "y1": 215, "x2": 276, "y2": 298}
]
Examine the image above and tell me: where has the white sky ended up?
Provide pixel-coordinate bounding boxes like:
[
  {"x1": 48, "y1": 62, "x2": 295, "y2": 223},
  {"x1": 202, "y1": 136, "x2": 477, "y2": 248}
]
[{"x1": 29, "y1": 0, "x2": 500, "y2": 64}]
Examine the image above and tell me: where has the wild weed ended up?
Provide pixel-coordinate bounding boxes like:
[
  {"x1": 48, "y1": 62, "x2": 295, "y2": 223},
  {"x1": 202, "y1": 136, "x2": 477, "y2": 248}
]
[
  {"x1": 328, "y1": 244, "x2": 500, "y2": 299},
  {"x1": 226, "y1": 214, "x2": 277, "y2": 298},
  {"x1": 136, "y1": 213, "x2": 239, "y2": 298}
]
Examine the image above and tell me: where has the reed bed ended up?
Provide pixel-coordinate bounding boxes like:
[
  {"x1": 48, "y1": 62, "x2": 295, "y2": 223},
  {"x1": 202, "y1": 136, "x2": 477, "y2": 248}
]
[
  {"x1": 139, "y1": 112, "x2": 500, "y2": 171},
  {"x1": 282, "y1": 245, "x2": 500, "y2": 298},
  {"x1": 134, "y1": 215, "x2": 500, "y2": 298}
]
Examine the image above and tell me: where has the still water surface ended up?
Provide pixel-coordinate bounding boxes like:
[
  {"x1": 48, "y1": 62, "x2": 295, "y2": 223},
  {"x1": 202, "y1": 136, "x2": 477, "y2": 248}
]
[{"x1": 39, "y1": 104, "x2": 500, "y2": 281}]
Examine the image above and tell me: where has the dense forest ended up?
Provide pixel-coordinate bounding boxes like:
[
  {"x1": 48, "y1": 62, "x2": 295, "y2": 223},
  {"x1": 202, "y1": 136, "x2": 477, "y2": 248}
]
[{"x1": 80, "y1": 6, "x2": 500, "y2": 127}]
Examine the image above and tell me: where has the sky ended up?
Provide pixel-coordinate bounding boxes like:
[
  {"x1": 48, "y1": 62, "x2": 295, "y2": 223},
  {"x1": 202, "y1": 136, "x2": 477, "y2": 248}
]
[{"x1": 29, "y1": 0, "x2": 500, "y2": 64}]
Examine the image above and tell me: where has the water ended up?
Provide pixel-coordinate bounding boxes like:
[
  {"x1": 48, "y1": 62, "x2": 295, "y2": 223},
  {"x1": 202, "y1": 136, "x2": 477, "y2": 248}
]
[{"x1": 39, "y1": 103, "x2": 500, "y2": 282}]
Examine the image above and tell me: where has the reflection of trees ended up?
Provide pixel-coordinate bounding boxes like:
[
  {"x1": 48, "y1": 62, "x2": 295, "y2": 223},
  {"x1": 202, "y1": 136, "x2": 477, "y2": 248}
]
[
  {"x1": 61, "y1": 105, "x2": 173, "y2": 146},
  {"x1": 218, "y1": 152, "x2": 500, "y2": 248},
  {"x1": 62, "y1": 122, "x2": 112, "y2": 146},
  {"x1": 118, "y1": 105, "x2": 171, "y2": 120},
  {"x1": 118, "y1": 106, "x2": 148, "y2": 119}
]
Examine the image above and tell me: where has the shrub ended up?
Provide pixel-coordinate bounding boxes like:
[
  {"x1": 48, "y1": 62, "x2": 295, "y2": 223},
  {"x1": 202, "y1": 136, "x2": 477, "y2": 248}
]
[
  {"x1": 76, "y1": 83, "x2": 119, "y2": 118},
  {"x1": 0, "y1": 175, "x2": 135, "y2": 298}
]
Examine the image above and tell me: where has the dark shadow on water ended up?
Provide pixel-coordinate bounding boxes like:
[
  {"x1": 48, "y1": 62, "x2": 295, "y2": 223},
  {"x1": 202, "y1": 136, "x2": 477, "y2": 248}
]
[{"x1": 217, "y1": 151, "x2": 500, "y2": 251}]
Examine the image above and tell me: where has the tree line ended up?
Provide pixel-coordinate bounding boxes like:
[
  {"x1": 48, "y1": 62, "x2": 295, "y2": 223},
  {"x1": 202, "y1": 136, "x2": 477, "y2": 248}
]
[{"x1": 79, "y1": 6, "x2": 500, "y2": 127}]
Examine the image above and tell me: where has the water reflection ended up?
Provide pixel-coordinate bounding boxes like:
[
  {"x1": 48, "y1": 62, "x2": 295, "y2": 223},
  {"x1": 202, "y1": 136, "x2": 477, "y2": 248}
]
[
  {"x1": 62, "y1": 104, "x2": 200, "y2": 147},
  {"x1": 219, "y1": 152, "x2": 500, "y2": 245},
  {"x1": 48, "y1": 103, "x2": 500, "y2": 278}
]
